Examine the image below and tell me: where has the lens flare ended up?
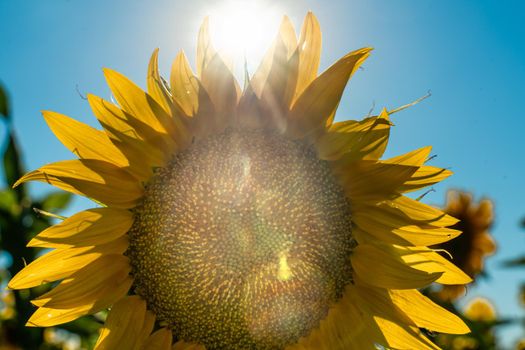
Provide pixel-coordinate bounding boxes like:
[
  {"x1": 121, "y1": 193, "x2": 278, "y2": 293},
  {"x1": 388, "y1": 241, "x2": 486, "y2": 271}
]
[{"x1": 208, "y1": 1, "x2": 282, "y2": 69}]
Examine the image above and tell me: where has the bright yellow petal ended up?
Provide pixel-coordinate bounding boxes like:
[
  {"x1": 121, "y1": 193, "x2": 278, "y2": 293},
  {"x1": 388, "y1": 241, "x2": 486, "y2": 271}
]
[
  {"x1": 43, "y1": 111, "x2": 127, "y2": 166},
  {"x1": 31, "y1": 254, "x2": 131, "y2": 309},
  {"x1": 379, "y1": 195, "x2": 459, "y2": 227},
  {"x1": 353, "y1": 209, "x2": 461, "y2": 246},
  {"x1": 401, "y1": 246, "x2": 472, "y2": 285},
  {"x1": 353, "y1": 285, "x2": 441, "y2": 350},
  {"x1": 384, "y1": 146, "x2": 432, "y2": 166},
  {"x1": 288, "y1": 284, "x2": 381, "y2": 350},
  {"x1": 26, "y1": 305, "x2": 93, "y2": 328},
  {"x1": 27, "y1": 265, "x2": 131, "y2": 326},
  {"x1": 94, "y1": 295, "x2": 150, "y2": 350},
  {"x1": 8, "y1": 246, "x2": 98, "y2": 289},
  {"x1": 287, "y1": 47, "x2": 372, "y2": 139},
  {"x1": 28, "y1": 207, "x2": 133, "y2": 248},
  {"x1": 390, "y1": 289, "x2": 469, "y2": 334},
  {"x1": 294, "y1": 12, "x2": 321, "y2": 102},
  {"x1": 316, "y1": 112, "x2": 392, "y2": 161},
  {"x1": 88, "y1": 93, "x2": 175, "y2": 154},
  {"x1": 148, "y1": 49, "x2": 186, "y2": 119},
  {"x1": 351, "y1": 243, "x2": 442, "y2": 289},
  {"x1": 399, "y1": 166, "x2": 453, "y2": 193},
  {"x1": 14, "y1": 159, "x2": 143, "y2": 209},
  {"x1": 171, "y1": 50, "x2": 200, "y2": 117},
  {"x1": 88, "y1": 94, "x2": 171, "y2": 181},
  {"x1": 334, "y1": 160, "x2": 417, "y2": 203},
  {"x1": 103, "y1": 68, "x2": 189, "y2": 147}
]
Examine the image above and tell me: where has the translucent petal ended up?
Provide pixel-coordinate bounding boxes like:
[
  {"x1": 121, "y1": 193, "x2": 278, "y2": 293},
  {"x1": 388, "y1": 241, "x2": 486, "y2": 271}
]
[
  {"x1": 28, "y1": 207, "x2": 132, "y2": 248},
  {"x1": 43, "y1": 111, "x2": 127, "y2": 166},
  {"x1": 14, "y1": 159, "x2": 143, "y2": 208}
]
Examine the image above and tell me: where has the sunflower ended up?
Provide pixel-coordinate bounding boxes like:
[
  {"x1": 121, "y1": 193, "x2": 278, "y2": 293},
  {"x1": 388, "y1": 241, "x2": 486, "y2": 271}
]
[
  {"x1": 8, "y1": 13, "x2": 471, "y2": 350},
  {"x1": 434, "y1": 190, "x2": 496, "y2": 301}
]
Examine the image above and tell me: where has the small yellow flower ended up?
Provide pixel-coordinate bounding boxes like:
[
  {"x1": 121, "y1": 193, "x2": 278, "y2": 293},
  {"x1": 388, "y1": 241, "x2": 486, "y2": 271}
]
[
  {"x1": 464, "y1": 297, "x2": 497, "y2": 322},
  {"x1": 8, "y1": 13, "x2": 470, "y2": 349}
]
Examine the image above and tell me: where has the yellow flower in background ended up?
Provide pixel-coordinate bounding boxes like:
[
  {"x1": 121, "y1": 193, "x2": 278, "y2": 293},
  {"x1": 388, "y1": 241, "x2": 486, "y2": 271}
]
[
  {"x1": 435, "y1": 190, "x2": 496, "y2": 301},
  {"x1": 8, "y1": 13, "x2": 471, "y2": 350},
  {"x1": 463, "y1": 297, "x2": 497, "y2": 322}
]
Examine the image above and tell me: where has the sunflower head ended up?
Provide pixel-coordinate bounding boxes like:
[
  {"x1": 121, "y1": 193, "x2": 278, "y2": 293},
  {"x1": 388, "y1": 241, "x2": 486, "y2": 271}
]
[
  {"x1": 435, "y1": 190, "x2": 496, "y2": 301},
  {"x1": 9, "y1": 12, "x2": 471, "y2": 350}
]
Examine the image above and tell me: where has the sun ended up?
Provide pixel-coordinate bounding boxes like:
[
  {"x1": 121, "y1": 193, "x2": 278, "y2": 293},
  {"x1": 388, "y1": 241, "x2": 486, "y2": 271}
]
[
  {"x1": 8, "y1": 12, "x2": 470, "y2": 350},
  {"x1": 207, "y1": 1, "x2": 282, "y2": 69}
]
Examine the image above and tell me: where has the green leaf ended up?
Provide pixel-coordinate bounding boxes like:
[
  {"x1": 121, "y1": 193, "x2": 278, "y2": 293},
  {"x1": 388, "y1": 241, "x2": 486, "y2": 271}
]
[
  {"x1": 3, "y1": 133, "x2": 24, "y2": 189},
  {"x1": 41, "y1": 191, "x2": 73, "y2": 212},
  {"x1": 0, "y1": 84, "x2": 9, "y2": 120},
  {"x1": 0, "y1": 189, "x2": 19, "y2": 215}
]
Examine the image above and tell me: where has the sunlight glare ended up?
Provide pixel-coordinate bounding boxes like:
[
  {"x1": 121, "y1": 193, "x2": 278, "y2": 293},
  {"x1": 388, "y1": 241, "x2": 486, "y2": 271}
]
[{"x1": 208, "y1": 1, "x2": 282, "y2": 68}]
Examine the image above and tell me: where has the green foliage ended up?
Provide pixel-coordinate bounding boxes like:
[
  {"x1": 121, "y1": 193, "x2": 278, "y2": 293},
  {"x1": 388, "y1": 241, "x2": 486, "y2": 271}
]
[
  {"x1": 0, "y1": 84, "x2": 100, "y2": 349},
  {"x1": 0, "y1": 83, "x2": 9, "y2": 120}
]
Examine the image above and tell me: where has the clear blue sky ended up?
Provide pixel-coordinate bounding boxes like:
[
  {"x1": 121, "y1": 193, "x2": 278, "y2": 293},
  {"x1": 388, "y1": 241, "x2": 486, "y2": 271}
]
[{"x1": 1, "y1": 0, "x2": 524, "y2": 347}]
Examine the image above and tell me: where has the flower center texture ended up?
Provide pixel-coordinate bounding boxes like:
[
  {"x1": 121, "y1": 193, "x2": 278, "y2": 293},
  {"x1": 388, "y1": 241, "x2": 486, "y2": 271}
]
[{"x1": 127, "y1": 129, "x2": 355, "y2": 350}]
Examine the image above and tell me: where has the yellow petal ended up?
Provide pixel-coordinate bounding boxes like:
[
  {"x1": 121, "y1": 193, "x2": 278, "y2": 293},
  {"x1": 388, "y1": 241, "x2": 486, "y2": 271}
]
[
  {"x1": 390, "y1": 289, "x2": 470, "y2": 334},
  {"x1": 196, "y1": 17, "x2": 216, "y2": 78},
  {"x1": 399, "y1": 166, "x2": 453, "y2": 193},
  {"x1": 289, "y1": 284, "x2": 381, "y2": 350},
  {"x1": 383, "y1": 195, "x2": 459, "y2": 227},
  {"x1": 351, "y1": 243, "x2": 442, "y2": 289},
  {"x1": 141, "y1": 328, "x2": 172, "y2": 350},
  {"x1": 9, "y1": 238, "x2": 128, "y2": 290},
  {"x1": 88, "y1": 94, "x2": 171, "y2": 181},
  {"x1": 353, "y1": 285, "x2": 441, "y2": 350},
  {"x1": 200, "y1": 53, "x2": 240, "y2": 132},
  {"x1": 384, "y1": 146, "x2": 432, "y2": 166},
  {"x1": 260, "y1": 37, "x2": 299, "y2": 132},
  {"x1": 171, "y1": 51, "x2": 200, "y2": 117},
  {"x1": 94, "y1": 295, "x2": 150, "y2": 350},
  {"x1": 294, "y1": 12, "x2": 321, "y2": 101},
  {"x1": 8, "y1": 246, "x2": 98, "y2": 289},
  {"x1": 28, "y1": 207, "x2": 133, "y2": 248},
  {"x1": 287, "y1": 47, "x2": 372, "y2": 139},
  {"x1": 89, "y1": 93, "x2": 175, "y2": 154},
  {"x1": 14, "y1": 159, "x2": 143, "y2": 209},
  {"x1": 278, "y1": 15, "x2": 298, "y2": 57},
  {"x1": 26, "y1": 305, "x2": 93, "y2": 328},
  {"x1": 353, "y1": 208, "x2": 461, "y2": 246},
  {"x1": 316, "y1": 112, "x2": 391, "y2": 161},
  {"x1": 147, "y1": 48, "x2": 180, "y2": 116},
  {"x1": 401, "y1": 246, "x2": 472, "y2": 285},
  {"x1": 249, "y1": 16, "x2": 296, "y2": 98},
  {"x1": 27, "y1": 269, "x2": 131, "y2": 326},
  {"x1": 43, "y1": 111, "x2": 127, "y2": 166},
  {"x1": 138, "y1": 311, "x2": 156, "y2": 348},
  {"x1": 334, "y1": 160, "x2": 418, "y2": 203},
  {"x1": 32, "y1": 254, "x2": 131, "y2": 308},
  {"x1": 103, "y1": 68, "x2": 189, "y2": 147}
]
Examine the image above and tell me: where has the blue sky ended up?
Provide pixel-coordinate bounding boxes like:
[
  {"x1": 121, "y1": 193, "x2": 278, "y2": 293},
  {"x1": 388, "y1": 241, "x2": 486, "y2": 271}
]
[{"x1": 1, "y1": 0, "x2": 524, "y2": 347}]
